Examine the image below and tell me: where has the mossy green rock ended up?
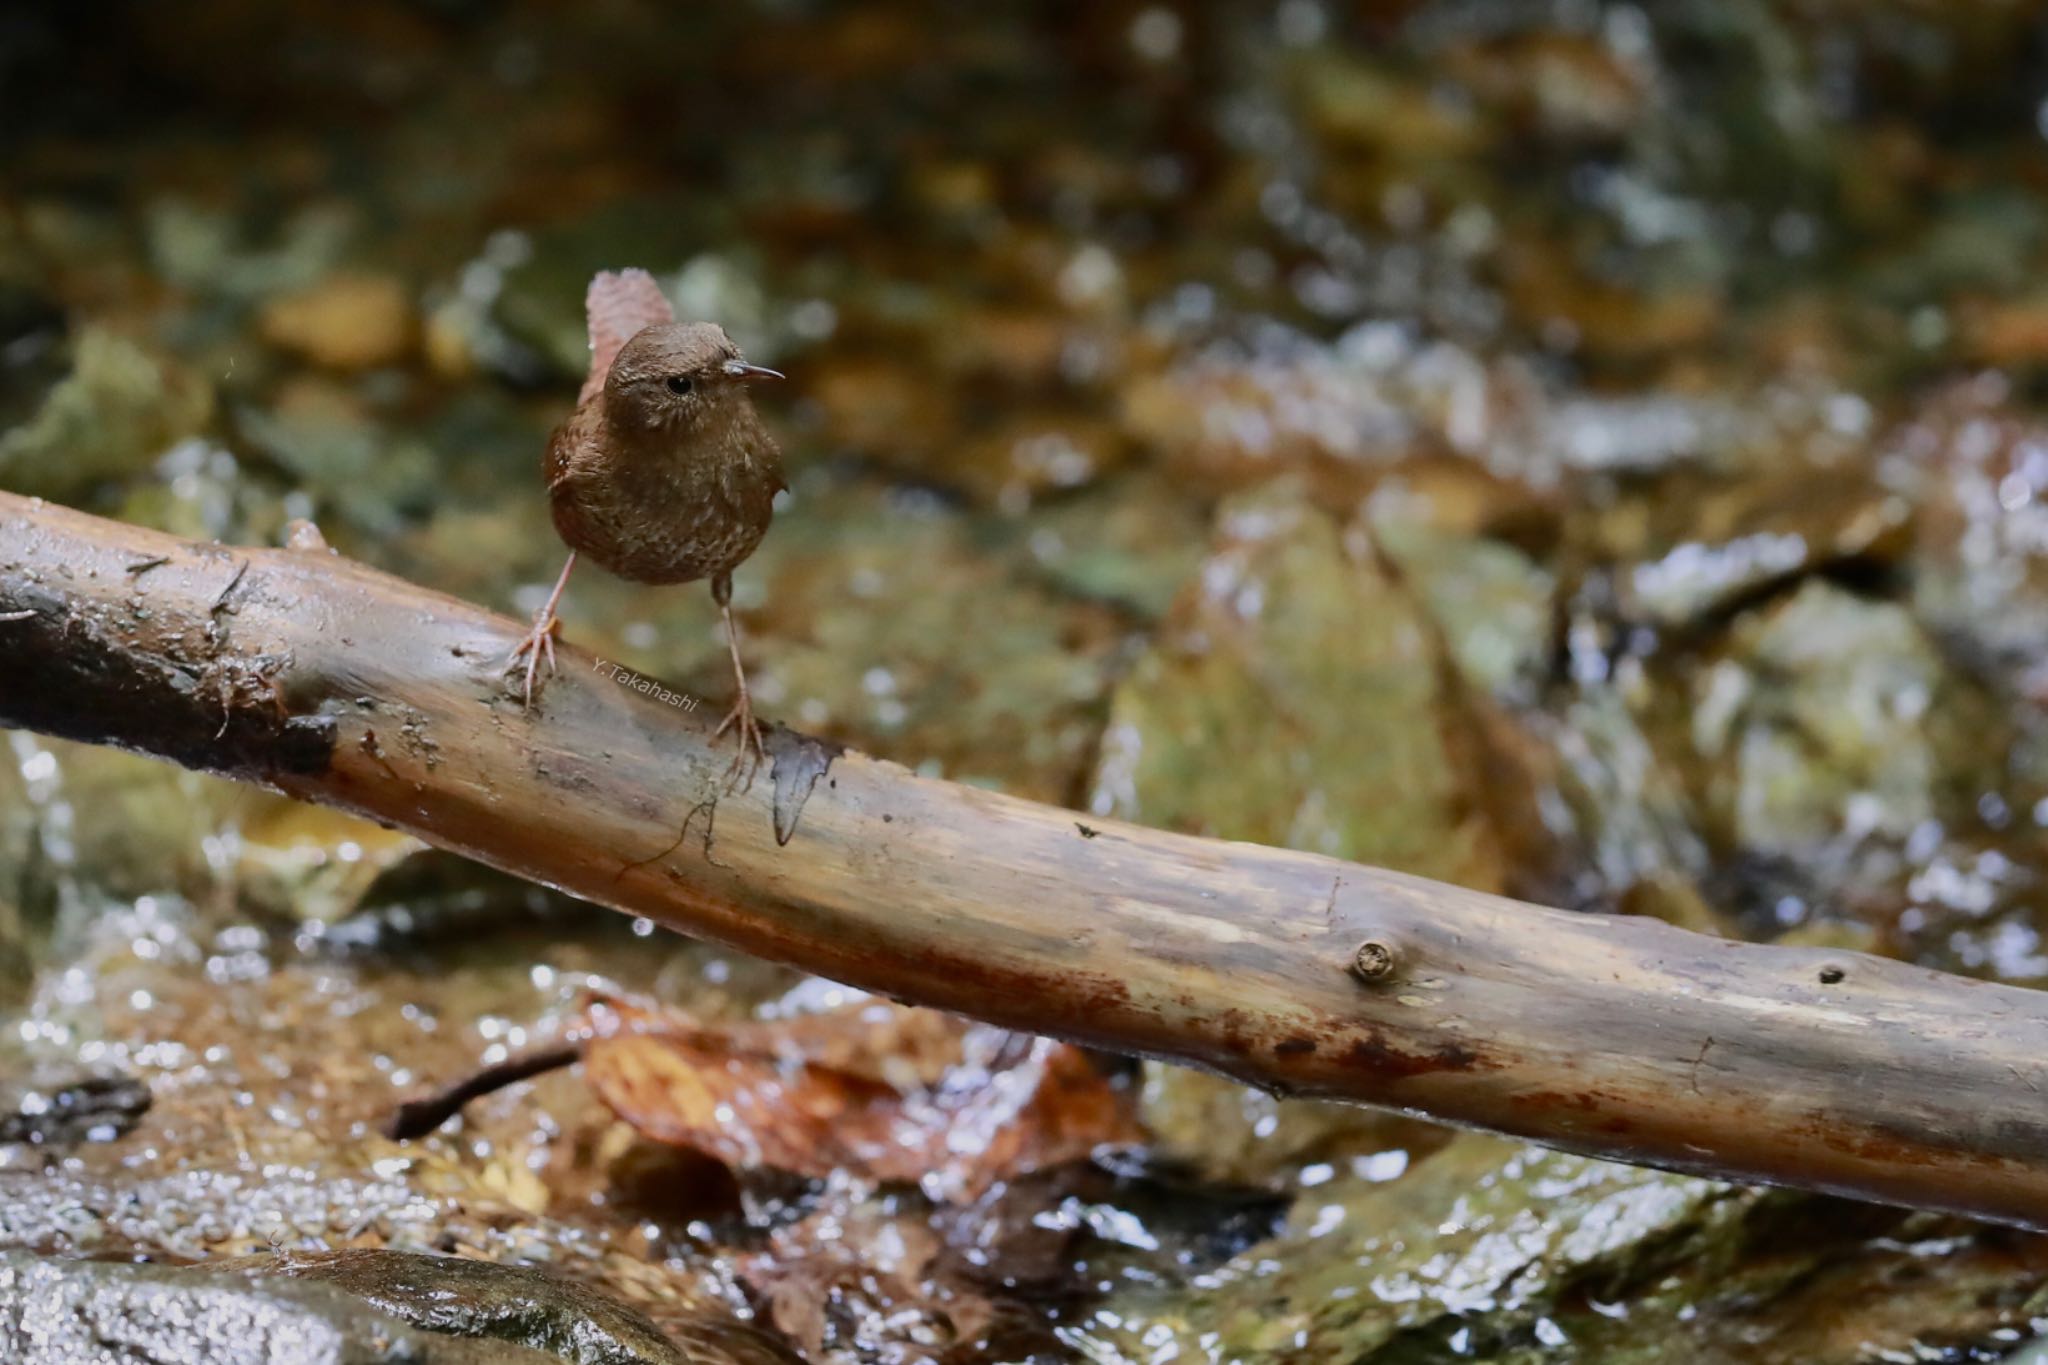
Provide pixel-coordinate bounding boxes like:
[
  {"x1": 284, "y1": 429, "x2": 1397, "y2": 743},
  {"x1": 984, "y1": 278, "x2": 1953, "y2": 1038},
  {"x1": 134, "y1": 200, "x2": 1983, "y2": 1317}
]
[
  {"x1": 0, "y1": 329, "x2": 213, "y2": 499},
  {"x1": 1693, "y1": 580, "x2": 2000, "y2": 856},
  {"x1": 1088, "y1": 480, "x2": 1503, "y2": 889},
  {"x1": 1020, "y1": 472, "x2": 1211, "y2": 622},
  {"x1": 0, "y1": 1250, "x2": 558, "y2": 1364},
  {"x1": 218, "y1": 1249, "x2": 791, "y2": 1365},
  {"x1": 1066, "y1": 1136, "x2": 1730, "y2": 1360},
  {"x1": 1371, "y1": 517, "x2": 1554, "y2": 697},
  {"x1": 1067, "y1": 1136, "x2": 2048, "y2": 1363}
]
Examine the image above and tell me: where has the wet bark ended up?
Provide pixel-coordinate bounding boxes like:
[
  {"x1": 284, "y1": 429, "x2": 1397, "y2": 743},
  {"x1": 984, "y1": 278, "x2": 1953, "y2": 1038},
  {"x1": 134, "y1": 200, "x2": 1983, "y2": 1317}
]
[{"x1": 5, "y1": 489, "x2": 2048, "y2": 1228}]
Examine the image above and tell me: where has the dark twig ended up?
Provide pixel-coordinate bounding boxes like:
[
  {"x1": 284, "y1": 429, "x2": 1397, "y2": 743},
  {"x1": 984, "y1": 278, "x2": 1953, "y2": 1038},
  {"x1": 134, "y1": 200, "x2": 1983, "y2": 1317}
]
[{"x1": 382, "y1": 1043, "x2": 583, "y2": 1140}]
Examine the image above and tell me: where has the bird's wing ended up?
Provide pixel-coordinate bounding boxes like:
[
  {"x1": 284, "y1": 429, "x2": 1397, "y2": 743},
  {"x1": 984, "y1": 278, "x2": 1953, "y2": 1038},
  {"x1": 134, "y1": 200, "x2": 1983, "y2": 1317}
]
[{"x1": 581, "y1": 268, "x2": 677, "y2": 404}]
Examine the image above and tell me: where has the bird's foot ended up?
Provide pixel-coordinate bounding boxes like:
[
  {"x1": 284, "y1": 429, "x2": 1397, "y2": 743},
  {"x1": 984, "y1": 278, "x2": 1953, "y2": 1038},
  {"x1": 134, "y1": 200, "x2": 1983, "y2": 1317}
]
[
  {"x1": 506, "y1": 609, "x2": 561, "y2": 710},
  {"x1": 714, "y1": 691, "x2": 767, "y2": 790}
]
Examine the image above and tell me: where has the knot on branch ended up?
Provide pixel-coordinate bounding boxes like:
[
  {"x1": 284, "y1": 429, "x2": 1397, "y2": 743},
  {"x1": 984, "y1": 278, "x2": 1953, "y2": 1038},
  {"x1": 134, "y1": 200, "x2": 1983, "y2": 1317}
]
[{"x1": 1350, "y1": 939, "x2": 1397, "y2": 983}]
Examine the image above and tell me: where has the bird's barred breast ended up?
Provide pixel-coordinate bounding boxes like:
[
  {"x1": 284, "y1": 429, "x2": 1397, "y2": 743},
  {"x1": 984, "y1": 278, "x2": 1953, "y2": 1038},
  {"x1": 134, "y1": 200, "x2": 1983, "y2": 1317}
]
[{"x1": 547, "y1": 445, "x2": 773, "y2": 586}]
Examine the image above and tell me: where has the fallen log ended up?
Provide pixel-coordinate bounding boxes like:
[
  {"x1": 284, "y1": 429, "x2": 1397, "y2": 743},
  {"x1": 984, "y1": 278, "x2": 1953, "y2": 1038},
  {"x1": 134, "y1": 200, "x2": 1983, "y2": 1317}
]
[{"x1": 4, "y1": 488, "x2": 2047, "y2": 1227}]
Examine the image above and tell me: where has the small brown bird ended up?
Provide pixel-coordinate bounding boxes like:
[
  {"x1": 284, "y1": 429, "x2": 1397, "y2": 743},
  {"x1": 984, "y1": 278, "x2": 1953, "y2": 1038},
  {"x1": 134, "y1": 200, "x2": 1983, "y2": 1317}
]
[{"x1": 510, "y1": 268, "x2": 785, "y2": 776}]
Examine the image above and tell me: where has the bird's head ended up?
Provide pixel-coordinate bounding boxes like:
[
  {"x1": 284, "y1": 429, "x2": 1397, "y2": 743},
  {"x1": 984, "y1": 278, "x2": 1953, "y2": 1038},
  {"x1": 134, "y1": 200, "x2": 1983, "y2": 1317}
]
[{"x1": 603, "y1": 322, "x2": 781, "y2": 435}]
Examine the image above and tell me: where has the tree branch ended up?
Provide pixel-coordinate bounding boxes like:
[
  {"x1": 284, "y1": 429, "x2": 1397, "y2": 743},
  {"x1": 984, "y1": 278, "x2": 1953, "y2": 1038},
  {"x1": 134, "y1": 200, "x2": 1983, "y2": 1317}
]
[{"x1": 5, "y1": 490, "x2": 2048, "y2": 1227}]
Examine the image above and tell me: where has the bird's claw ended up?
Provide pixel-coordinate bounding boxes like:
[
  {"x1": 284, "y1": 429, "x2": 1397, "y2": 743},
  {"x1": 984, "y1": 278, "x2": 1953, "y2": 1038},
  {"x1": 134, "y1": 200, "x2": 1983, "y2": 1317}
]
[
  {"x1": 506, "y1": 610, "x2": 561, "y2": 710},
  {"x1": 714, "y1": 693, "x2": 767, "y2": 791}
]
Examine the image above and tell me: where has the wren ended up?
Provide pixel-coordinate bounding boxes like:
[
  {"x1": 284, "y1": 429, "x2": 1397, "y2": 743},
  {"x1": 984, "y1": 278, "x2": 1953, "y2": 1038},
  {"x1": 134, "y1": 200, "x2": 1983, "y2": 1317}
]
[{"x1": 509, "y1": 268, "x2": 785, "y2": 778}]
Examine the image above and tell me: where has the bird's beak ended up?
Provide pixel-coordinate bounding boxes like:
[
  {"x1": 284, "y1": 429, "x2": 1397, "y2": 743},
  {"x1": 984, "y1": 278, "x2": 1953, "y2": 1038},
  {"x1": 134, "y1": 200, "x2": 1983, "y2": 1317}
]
[{"x1": 723, "y1": 360, "x2": 784, "y2": 382}]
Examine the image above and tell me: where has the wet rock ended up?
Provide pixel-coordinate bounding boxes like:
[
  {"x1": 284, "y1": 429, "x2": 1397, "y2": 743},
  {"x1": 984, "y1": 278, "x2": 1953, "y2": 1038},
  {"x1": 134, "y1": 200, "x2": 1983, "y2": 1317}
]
[
  {"x1": 1668, "y1": 576, "x2": 2048, "y2": 960},
  {"x1": 807, "y1": 355, "x2": 956, "y2": 466},
  {"x1": 1137, "y1": 1064, "x2": 1442, "y2": 1191},
  {"x1": 0, "y1": 744, "x2": 51, "y2": 1006},
  {"x1": 1592, "y1": 464, "x2": 1909, "y2": 634},
  {"x1": 1065, "y1": 1135, "x2": 1729, "y2": 1360},
  {"x1": 312, "y1": 854, "x2": 581, "y2": 956},
  {"x1": 1957, "y1": 292, "x2": 2048, "y2": 369},
  {"x1": 1440, "y1": 31, "x2": 1649, "y2": 142},
  {"x1": 4, "y1": 735, "x2": 240, "y2": 924},
  {"x1": 146, "y1": 200, "x2": 354, "y2": 304},
  {"x1": 229, "y1": 800, "x2": 430, "y2": 930},
  {"x1": 1088, "y1": 478, "x2": 1510, "y2": 888},
  {"x1": 0, "y1": 278, "x2": 65, "y2": 417},
  {"x1": 415, "y1": 232, "x2": 554, "y2": 389},
  {"x1": 1369, "y1": 508, "x2": 1554, "y2": 697},
  {"x1": 0, "y1": 734, "x2": 408, "y2": 935},
  {"x1": 1896, "y1": 377, "x2": 2048, "y2": 687},
  {"x1": 1535, "y1": 683, "x2": 1726, "y2": 934},
  {"x1": 1117, "y1": 325, "x2": 1527, "y2": 501},
  {"x1": 949, "y1": 411, "x2": 1125, "y2": 511},
  {"x1": 111, "y1": 437, "x2": 262, "y2": 543},
  {"x1": 1538, "y1": 394, "x2": 1762, "y2": 479},
  {"x1": 0, "y1": 1072, "x2": 149, "y2": 1147},
  {"x1": 1882, "y1": 186, "x2": 2046, "y2": 306},
  {"x1": 0, "y1": 1159, "x2": 522, "y2": 1267},
  {"x1": 259, "y1": 272, "x2": 416, "y2": 371},
  {"x1": 808, "y1": 303, "x2": 1128, "y2": 507},
  {"x1": 219, "y1": 1249, "x2": 732, "y2": 1365},
  {"x1": 238, "y1": 377, "x2": 438, "y2": 538},
  {"x1": 1697, "y1": 580, "x2": 1984, "y2": 859},
  {"x1": 1065, "y1": 1135, "x2": 2048, "y2": 1363},
  {"x1": 1570, "y1": 563, "x2": 2043, "y2": 952},
  {"x1": 1076, "y1": 478, "x2": 1546, "y2": 1201},
  {"x1": 809, "y1": 355, "x2": 1122, "y2": 510},
  {"x1": 0, "y1": 1249, "x2": 558, "y2": 1364},
  {"x1": 1015, "y1": 471, "x2": 1209, "y2": 621},
  {"x1": 0, "y1": 328, "x2": 214, "y2": 500},
  {"x1": 946, "y1": 307, "x2": 1073, "y2": 386},
  {"x1": 1297, "y1": 51, "x2": 1486, "y2": 168},
  {"x1": 0, "y1": 871, "x2": 780, "y2": 1349}
]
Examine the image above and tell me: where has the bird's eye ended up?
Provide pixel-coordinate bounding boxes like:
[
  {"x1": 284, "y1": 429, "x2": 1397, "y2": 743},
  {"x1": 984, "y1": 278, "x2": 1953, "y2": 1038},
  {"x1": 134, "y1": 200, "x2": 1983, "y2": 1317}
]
[{"x1": 665, "y1": 375, "x2": 694, "y2": 396}]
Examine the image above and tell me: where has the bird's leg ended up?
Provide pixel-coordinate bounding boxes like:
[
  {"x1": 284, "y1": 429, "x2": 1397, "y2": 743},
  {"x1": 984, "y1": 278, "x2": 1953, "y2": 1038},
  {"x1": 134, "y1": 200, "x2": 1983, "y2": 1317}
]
[
  {"x1": 710, "y1": 571, "x2": 766, "y2": 786},
  {"x1": 507, "y1": 552, "x2": 576, "y2": 710}
]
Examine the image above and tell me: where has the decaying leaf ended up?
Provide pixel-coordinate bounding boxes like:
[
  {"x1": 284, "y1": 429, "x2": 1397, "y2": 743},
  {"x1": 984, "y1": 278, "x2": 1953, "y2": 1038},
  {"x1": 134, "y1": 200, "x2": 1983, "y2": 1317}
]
[
  {"x1": 737, "y1": 1201, "x2": 997, "y2": 1361},
  {"x1": 578, "y1": 990, "x2": 1140, "y2": 1200}
]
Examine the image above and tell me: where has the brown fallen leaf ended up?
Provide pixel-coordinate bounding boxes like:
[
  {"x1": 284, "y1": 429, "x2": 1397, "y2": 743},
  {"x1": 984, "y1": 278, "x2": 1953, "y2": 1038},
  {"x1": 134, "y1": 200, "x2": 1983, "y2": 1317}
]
[
  {"x1": 579, "y1": 990, "x2": 1140, "y2": 1200},
  {"x1": 737, "y1": 1199, "x2": 997, "y2": 1361}
]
